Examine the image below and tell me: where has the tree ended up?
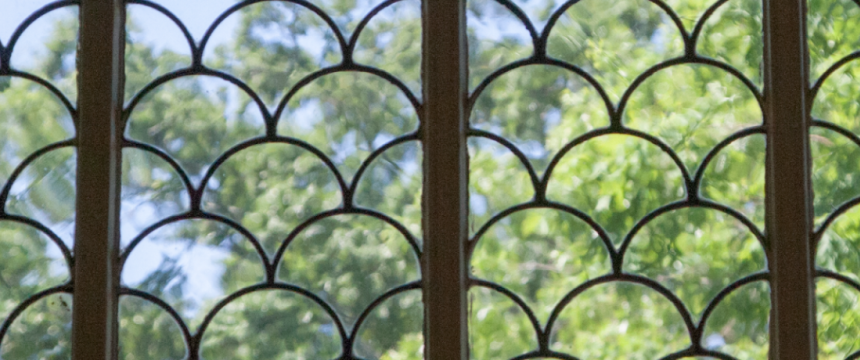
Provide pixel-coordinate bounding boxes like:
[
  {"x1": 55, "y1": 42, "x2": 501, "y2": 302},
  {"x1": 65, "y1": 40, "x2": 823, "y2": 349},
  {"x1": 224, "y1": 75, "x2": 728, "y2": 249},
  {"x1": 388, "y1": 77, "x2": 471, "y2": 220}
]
[{"x1": 1, "y1": 0, "x2": 859, "y2": 359}]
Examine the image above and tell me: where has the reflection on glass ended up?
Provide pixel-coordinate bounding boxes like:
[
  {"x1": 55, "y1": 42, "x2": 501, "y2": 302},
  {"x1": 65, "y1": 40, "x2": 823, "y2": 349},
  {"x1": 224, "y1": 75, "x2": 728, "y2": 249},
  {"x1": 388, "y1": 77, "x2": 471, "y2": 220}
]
[
  {"x1": 122, "y1": 0, "x2": 422, "y2": 357},
  {"x1": 0, "y1": 2, "x2": 77, "y2": 357}
]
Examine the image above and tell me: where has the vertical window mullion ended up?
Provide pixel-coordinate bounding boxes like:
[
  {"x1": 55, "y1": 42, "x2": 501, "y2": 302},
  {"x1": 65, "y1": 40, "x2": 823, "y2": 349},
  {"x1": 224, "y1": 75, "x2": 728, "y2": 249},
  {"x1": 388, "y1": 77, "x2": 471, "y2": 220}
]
[
  {"x1": 764, "y1": 0, "x2": 817, "y2": 357},
  {"x1": 421, "y1": 0, "x2": 469, "y2": 359},
  {"x1": 72, "y1": 1, "x2": 125, "y2": 359}
]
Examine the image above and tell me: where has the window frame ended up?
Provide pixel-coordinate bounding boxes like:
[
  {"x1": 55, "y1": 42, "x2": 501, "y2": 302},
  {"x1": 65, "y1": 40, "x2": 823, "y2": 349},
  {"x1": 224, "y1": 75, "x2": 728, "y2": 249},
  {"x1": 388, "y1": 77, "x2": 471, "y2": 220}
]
[{"x1": 69, "y1": 0, "x2": 817, "y2": 359}]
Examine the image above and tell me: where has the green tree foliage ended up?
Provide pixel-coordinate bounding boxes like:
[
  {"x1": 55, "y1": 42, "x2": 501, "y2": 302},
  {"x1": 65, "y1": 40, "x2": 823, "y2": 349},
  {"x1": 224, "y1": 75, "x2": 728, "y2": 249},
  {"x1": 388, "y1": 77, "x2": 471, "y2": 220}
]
[{"x1": 1, "y1": 0, "x2": 859, "y2": 359}]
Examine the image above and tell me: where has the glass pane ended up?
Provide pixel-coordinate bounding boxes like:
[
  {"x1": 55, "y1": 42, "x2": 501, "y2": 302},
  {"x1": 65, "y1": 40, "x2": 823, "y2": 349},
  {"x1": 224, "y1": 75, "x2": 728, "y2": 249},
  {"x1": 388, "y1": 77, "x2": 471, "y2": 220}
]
[
  {"x1": 809, "y1": 0, "x2": 860, "y2": 356},
  {"x1": 120, "y1": 1, "x2": 423, "y2": 358},
  {"x1": 467, "y1": 0, "x2": 768, "y2": 358},
  {"x1": 0, "y1": 1, "x2": 77, "y2": 357}
]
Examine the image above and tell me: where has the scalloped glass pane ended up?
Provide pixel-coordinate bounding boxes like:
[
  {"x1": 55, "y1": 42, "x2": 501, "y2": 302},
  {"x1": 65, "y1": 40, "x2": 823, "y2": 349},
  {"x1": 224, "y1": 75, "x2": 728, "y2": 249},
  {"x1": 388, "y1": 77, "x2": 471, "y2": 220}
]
[
  {"x1": 549, "y1": 282, "x2": 689, "y2": 359},
  {"x1": 700, "y1": 134, "x2": 765, "y2": 229},
  {"x1": 816, "y1": 206, "x2": 860, "y2": 280},
  {"x1": 808, "y1": 0, "x2": 860, "y2": 79},
  {"x1": 277, "y1": 72, "x2": 419, "y2": 180},
  {"x1": 546, "y1": 0, "x2": 685, "y2": 100},
  {"x1": 697, "y1": 0, "x2": 763, "y2": 85},
  {"x1": 624, "y1": 64, "x2": 761, "y2": 169},
  {"x1": 471, "y1": 209, "x2": 612, "y2": 321},
  {"x1": 353, "y1": 142, "x2": 422, "y2": 245},
  {"x1": 0, "y1": 221, "x2": 69, "y2": 322},
  {"x1": 6, "y1": 7, "x2": 78, "y2": 100},
  {"x1": 470, "y1": 65, "x2": 610, "y2": 170},
  {"x1": 201, "y1": 143, "x2": 342, "y2": 254},
  {"x1": 468, "y1": 137, "x2": 536, "y2": 234},
  {"x1": 199, "y1": 290, "x2": 341, "y2": 359},
  {"x1": 700, "y1": 281, "x2": 769, "y2": 359},
  {"x1": 662, "y1": 0, "x2": 713, "y2": 30},
  {"x1": 817, "y1": 278, "x2": 860, "y2": 360},
  {"x1": 278, "y1": 215, "x2": 420, "y2": 328},
  {"x1": 812, "y1": 60, "x2": 860, "y2": 134},
  {"x1": 0, "y1": 77, "x2": 75, "y2": 184},
  {"x1": 201, "y1": 1, "x2": 342, "y2": 105},
  {"x1": 352, "y1": 0, "x2": 422, "y2": 97},
  {"x1": 132, "y1": 0, "x2": 239, "y2": 41},
  {"x1": 468, "y1": 286, "x2": 539, "y2": 359},
  {"x1": 353, "y1": 290, "x2": 423, "y2": 359},
  {"x1": 118, "y1": 295, "x2": 187, "y2": 360},
  {"x1": 467, "y1": 0, "x2": 536, "y2": 89},
  {"x1": 121, "y1": 148, "x2": 191, "y2": 247},
  {"x1": 0, "y1": 293, "x2": 72, "y2": 359},
  {"x1": 121, "y1": 219, "x2": 266, "y2": 329},
  {"x1": 546, "y1": 134, "x2": 686, "y2": 243},
  {"x1": 125, "y1": 75, "x2": 266, "y2": 180},
  {"x1": 125, "y1": 4, "x2": 193, "y2": 102},
  {"x1": 5, "y1": 148, "x2": 76, "y2": 248},
  {"x1": 811, "y1": 126, "x2": 860, "y2": 224},
  {"x1": 0, "y1": 1, "x2": 58, "y2": 40},
  {"x1": 625, "y1": 208, "x2": 766, "y2": 316}
]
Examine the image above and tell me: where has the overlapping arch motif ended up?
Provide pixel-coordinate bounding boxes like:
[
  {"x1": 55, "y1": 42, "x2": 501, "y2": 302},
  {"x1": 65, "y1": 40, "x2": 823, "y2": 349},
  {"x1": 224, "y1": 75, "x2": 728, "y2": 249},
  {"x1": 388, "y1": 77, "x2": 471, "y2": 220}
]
[
  {"x1": 809, "y1": 0, "x2": 860, "y2": 357},
  {"x1": 467, "y1": 0, "x2": 769, "y2": 358},
  {"x1": 120, "y1": 0, "x2": 423, "y2": 359},
  {"x1": 0, "y1": 0, "x2": 79, "y2": 355}
]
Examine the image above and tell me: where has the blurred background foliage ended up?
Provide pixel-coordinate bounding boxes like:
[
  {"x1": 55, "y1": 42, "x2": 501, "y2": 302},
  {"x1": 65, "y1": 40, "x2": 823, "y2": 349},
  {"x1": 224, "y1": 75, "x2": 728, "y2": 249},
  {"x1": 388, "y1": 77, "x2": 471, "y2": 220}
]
[{"x1": 0, "y1": 0, "x2": 859, "y2": 358}]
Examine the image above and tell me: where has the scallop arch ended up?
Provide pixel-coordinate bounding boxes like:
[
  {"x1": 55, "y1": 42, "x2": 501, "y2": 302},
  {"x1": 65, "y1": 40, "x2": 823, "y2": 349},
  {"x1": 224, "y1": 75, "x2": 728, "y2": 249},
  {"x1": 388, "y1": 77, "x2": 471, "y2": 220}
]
[
  {"x1": 2, "y1": 0, "x2": 78, "y2": 65},
  {"x1": 469, "y1": 281, "x2": 543, "y2": 359},
  {"x1": 0, "y1": 285, "x2": 72, "y2": 348},
  {"x1": 618, "y1": 59, "x2": 764, "y2": 121},
  {"x1": 127, "y1": 0, "x2": 196, "y2": 56},
  {"x1": 119, "y1": 288, "x2": 192, "y2": 358},
  {"x1": 0, "y1": 218, "x2": 73, "y2": 276},
  {"x1": 2, "y1": 142, "x2": 75, "y2": 206},
  {"x1": 2, "y1": 73, "x2": 77, "y2": 118},
  {"x1": 194, "y1": 284, "x2": 347, "y2": 357},
  {"x1": 349, "y1": 282, "x2": 422, "y2": 357},
  {"x1": 273, "y1": 210, "x2": 422, "y2": 274}
]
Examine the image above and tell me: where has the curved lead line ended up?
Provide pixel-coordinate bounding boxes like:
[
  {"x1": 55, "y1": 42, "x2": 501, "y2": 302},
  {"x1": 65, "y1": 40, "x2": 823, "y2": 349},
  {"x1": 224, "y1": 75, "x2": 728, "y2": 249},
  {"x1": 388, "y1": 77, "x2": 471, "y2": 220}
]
[
  {"x1": 189, "y1": 282, "x2": 349, "y2": 357},
  {"x1": 689, "y1": 0, "x2": 731, "y2": 49},
  {"x1": 269, "y1": 206, "x2": 422, "y2": 276},
  {"x1": 346, "y1": 281, "x2": 421, "y2": 348},
  {"x1": 0, "y1": 284, "x2": 73, "y2": 347},
  {"x1": 470, "y1": 278, "x2": 545, "y2": 348},
  {"x1": 657, "y1": 348, "x2": 739, "y2": 360},
  {"x1": 467, "y1": 57, "x2": 616, "y2": 126},
  {"x1": 694, "y1": 272, "x2": 768, "y2": 345},
  {"x1": 615, "y1": 57, "x2": 763, "y2": 126},
  {"x1": 466, "y1": 201, "x2": 616, "y2": 267},
  {"x1": 540, "y1": 127, "x2": 694, "y2": 195},
  {"x1": 508, "y1": 351, "x2": 582, "y2": 360},
  {"x1": 691, "y1": 126, "x2": 766, "y2": 195},
  {"x1": 538, "y1": 0, "x2": 690, "y2": 57},
  {"x1": 815, "y1": 196, "x2": 860, "y2": 244},
  {"x1": 468, "y1": 128, "x2": 542, "y2": 195},
  {"x1": 1, "y1": 0, "x2": 78, "y2": 68},
  {"x1": 0, "y1": 140, "x2": 75, "y2": 208},
  {"x1": 6, "y1": 70, "x2": 78, "y2": 120},
  {"x1": 0, "y1": 214, "x2": 73, "y2": 275},
  {"x1": 122, "y1": 139, "x2": 196, "y2": 201},
  {"x1": 809, "y1": 50, "x2": 860, "y2": 103},
  {"x1": 119, "y1": 211, "x2": 271, "y2": 278},
  {"x1": 493, "y1": 0, "x2": 541, "y2": 49},
  {"x1": 542, "y1": 273, "x2": 697, "y2": 347},
  {"x1": 127, "y1": 0, "x2": 197, "y2": 56},
  {"x1": 198, "y1": 0, "x2": 348, "y2": 65},
  {"x1": 346, "y1": 0, "x2": 409, "y2": 55},
  {"x1": 195, "y1": 135, "x2": 348, "y2": 208},
  {"x1": 616, "y1": 199, "x2": 765, "y2": 262},
  {"x1": 119, "y1": 287, "x2": 194, "y2": 350},
  {"x1": 347, "y1": 133, "x2": 420, "y2": 204}
]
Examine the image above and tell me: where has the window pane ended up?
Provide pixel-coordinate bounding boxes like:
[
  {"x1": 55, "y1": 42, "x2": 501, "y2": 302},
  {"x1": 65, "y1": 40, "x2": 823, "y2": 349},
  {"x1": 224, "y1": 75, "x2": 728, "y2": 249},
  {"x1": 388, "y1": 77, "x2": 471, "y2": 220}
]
[
  {"x1": 467, "y1": 0, "x2": 768, "y2": 358},
  {"x1": 809, "y1": 0, "x2": 860, "y2": 356},
  {"x1": 120, "y1": 1, "x2": 423, "y2": 358},
  {"x1": 0, "y1": 1, "x2": 77, "y2": 358}
]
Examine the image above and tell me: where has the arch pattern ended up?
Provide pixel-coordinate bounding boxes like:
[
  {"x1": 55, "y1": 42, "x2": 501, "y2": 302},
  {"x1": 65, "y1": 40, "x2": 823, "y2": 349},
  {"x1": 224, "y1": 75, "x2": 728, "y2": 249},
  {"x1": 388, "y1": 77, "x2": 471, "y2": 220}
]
[
  {"x1": 467, "y1": 0, "x2": 769, "y2": 358},
  {"x1": 119, "y1": 1, "x2": 423, "y2": 359},
  {"x1": 0, "y1": 1, "x2": 79, "y2": 357}
]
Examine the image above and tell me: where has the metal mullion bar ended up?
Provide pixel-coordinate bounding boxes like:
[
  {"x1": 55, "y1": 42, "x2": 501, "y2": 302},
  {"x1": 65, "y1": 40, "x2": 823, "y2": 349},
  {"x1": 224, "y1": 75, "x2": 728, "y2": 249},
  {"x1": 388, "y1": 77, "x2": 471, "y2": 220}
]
[
  {"x1": 72, "y1": 1, "x2": 125, "y2": 359},
  {"x1": 421, "y1": 0, "x2": 469, "y2": 359},
  {"x1": 763, "y1": 0, "x2": 817, "y2": 357}
]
